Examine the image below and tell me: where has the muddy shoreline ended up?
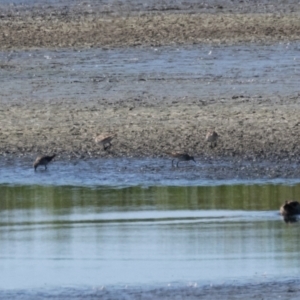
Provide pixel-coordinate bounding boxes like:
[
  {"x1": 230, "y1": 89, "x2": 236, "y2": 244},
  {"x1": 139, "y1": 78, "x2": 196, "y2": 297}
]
[
  {"x1": 2, "y1": 279, "x2": 300, "y2": 300},
  {"x1": 0, "y1": 3, "x2": 300, "y2": 163},
  {"x1": 0, "y1": 0, "x2": 299, "y2": 49},
  {"x1": 0, "y1": 13, "x2": 300, "y2": 49},
  {"x1": 0, "y1": 4, "x2": 300, "y2": 160},
  {"x1": 1, "y1": 95, "x2": 300, "y2": 162}
]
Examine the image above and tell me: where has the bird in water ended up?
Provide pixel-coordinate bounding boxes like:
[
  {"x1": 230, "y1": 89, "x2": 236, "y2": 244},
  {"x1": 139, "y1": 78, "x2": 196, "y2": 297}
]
[
  {"x1": 166, "y1": 152, "x2": 196, "y2": 167},
  {"x1": 205, "y1": 130, "x2": 219, "y2": 148},
  {"x1": 280, "y1": 200, "x2": 300, "y2": 218},
  {"x1": 94, "y1": 133, "x2": 116, "y2": 150},
  {"x1": 33, "y1": 154, "x2": 56, "y2": 171}
]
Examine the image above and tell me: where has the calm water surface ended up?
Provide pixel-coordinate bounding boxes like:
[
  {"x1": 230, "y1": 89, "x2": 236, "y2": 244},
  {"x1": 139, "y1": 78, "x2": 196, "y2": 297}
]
[
  {"x1": 1, "y1": 158, "x2": 300, "y2": 296},
  {"x1": 1, "y1": 43, "x2": 300, "y2": 103}
]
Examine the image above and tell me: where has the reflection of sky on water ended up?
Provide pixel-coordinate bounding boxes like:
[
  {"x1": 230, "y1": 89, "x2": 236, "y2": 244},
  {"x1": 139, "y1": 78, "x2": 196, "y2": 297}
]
[
  {"x1": 0, "y1": 43, "x2": 299, "y2": 103},
  {"x1": 1, "y1": 183, "x2": 300, "y2": 290},
  {"x1": 1, "y1": 157, "x2": 300, "y2": 187}
]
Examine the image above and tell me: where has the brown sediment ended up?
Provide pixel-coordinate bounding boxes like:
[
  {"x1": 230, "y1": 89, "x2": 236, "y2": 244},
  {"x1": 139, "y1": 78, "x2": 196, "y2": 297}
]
[
  {"x1": 1, "y1": 95, "x2": 300, "y2": 161},
  {"x1": 0, "y1": 5, "x2": 300, "y2": 161},
  {"x1": 0, "y1": 13, "x2": 299, "y2": 49}
]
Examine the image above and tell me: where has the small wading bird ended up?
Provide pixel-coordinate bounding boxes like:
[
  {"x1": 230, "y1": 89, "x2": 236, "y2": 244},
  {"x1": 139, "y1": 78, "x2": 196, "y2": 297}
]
[
  {"x1": 205, "y1": 130, "x2": 219, "y2": 148},
  {"x1": 166, "y1": 152, "x2": 196, "y2": 167},
  {"x1": 33, "y1": 154, "x2": 56, "y2": 171},
  {"x1": 280, "y1": 200, "x2": 300, "y2": 218},
  {"x1": 94, "y1": 133, "x2": 116, "y2": 151}
]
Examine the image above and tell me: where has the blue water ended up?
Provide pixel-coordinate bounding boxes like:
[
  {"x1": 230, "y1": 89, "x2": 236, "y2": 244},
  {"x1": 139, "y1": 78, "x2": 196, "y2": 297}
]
[
  {"x1": 1, "y1": 158, "x2": 300, "y2": 298},
  {"x1": 1, "y1": 43, "x2": 300, "y2": 103},
  {"x1": 0, "y1": 181, "x2": 299, "y2": 292},
  {"x1": 1, "y1": 157, "x2": 300, "y2": 187}
]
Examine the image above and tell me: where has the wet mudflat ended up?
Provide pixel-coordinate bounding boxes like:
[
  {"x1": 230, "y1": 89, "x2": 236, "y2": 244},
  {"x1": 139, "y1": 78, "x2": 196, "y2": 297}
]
[
  {"x1": 1, "y1": 43, "x2": 300, "y2": 103},
  {"x1": 1, "y1": 43, "x2": 300, "y2": 159},
  {"x1": 1, "y1": 1, "x2": 300, "y2": 49},
  {"x1": 1, "y1": 0, "x2": 300, "y2": 15}
]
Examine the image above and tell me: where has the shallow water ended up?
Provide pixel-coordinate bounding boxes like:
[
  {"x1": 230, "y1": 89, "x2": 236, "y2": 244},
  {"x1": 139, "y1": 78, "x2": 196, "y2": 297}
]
[
  {"x1": 2, "y1": 183, "x2": 300, "y2": 291},
  {"x1": 1, "y1": 0, "x2": 299, "y2": 15},
  {"x1": 2, "y1": 157, "x2": 300, "y2": 298},
  {"x1": 1, "y1": 43, "x2": 300, "y2": 104},
  {"x1": 1, "y1": 157, "x2": 300, "y2": 187}
]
